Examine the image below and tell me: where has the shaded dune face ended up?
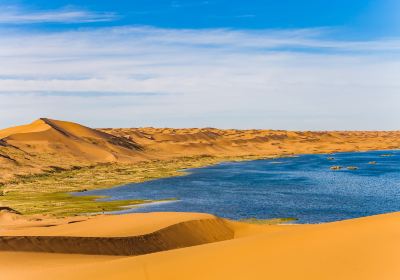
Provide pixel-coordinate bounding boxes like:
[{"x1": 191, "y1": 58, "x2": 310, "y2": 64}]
[
  {"x1": 0, "y1": 218, "x2": 233, "y2": 256},
  {"x1": 0, "y1": 213, "x2": 234, "y2": 256}
]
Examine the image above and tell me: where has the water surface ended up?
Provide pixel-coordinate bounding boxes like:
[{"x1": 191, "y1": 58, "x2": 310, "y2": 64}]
[{"x1": 77, "y1": 150, "x2": 400, "y2": 223}]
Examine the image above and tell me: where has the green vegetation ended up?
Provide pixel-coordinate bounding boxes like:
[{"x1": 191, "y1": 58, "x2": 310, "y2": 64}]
[
  {"x1": 0, "y1": 155, "x2": 266, "y2": 216},
  {"x1": 1, "y1": 192, "x2": 149, "y2": 216},
  {"x1": 240, "y1": 217, "x2": 298, "y2": 225}
]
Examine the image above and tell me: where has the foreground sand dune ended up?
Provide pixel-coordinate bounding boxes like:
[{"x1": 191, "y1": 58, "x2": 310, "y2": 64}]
[
  {"x1": 0, "y1": 212, "x2": 233, "y2": 256},
  {"x1": 1, "y1": 211, "x2": 400, "y2": 280}
]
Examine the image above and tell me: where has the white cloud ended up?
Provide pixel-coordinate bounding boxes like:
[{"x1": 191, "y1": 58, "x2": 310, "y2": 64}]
[
  {"x1": 0, "y1": 26, "x2": 399, "y2": 130},
  {"x1": 0, "y1": 6, "x2": 117, "y2": 24}
]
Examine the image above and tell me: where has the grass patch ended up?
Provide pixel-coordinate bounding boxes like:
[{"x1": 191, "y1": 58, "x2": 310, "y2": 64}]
[{"x1": 1, "y1": 192, "x2": 149, "y2": 217}]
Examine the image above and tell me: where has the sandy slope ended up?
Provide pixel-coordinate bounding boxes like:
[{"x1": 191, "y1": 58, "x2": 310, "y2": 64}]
[
  {"x1": 0, "y1": 118, "x2": 143, "y2": 180},
  {"x1": 1, "y1": 211, "x2": 400, "y2": 280}
]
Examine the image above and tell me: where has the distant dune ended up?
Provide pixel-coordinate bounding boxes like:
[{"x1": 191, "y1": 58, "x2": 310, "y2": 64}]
[
  {"x1": 1, "y1": 211, "x2": 400, "y2": 279},
  {"x1": 103, "y1": 127, "x2": 400, "y2": 158},
  {"x1": 0, "y1": 118, "x2": 399, "y2": 181}
]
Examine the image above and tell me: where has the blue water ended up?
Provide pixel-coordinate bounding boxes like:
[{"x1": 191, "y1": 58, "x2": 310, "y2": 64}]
[{"x1": 76, "y1": 150, "x2": 400, "y2": 223}]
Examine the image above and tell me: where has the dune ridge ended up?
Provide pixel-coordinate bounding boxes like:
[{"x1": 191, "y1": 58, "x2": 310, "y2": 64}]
[{"x1": 0, "y1": 215, "x2": 233, "y2": 256}]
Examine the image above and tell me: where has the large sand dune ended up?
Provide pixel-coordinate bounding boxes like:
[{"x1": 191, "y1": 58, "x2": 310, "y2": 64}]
[
  {"x1": 0, "y1": 118, "x2": 144, "y2": 180},
  {"x1": 1, "y1": 211, "x2": 400, "y2": 280}
]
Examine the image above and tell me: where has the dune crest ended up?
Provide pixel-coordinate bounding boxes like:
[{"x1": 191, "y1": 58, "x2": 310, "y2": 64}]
[{"x1": 0, "y1": 213, "x2": 233, "y2": 256}]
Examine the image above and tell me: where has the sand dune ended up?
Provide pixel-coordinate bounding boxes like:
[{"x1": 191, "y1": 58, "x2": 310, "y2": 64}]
[
  {"x1": 0, "y1": 118, "x2": 144, "y2": 179},
  {"x1": 1, "y1": 211, "x2": 400, "y2": 279},
  {"x1": 0, "y1": 212, "x2": 233, "y2": 256}
]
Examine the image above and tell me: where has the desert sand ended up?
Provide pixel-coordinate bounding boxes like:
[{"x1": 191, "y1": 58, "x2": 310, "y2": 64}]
[
  {"x1": 1, "y1": 211, "x2": 400, "y2": 280},
  {"x1": 1, "y1": 119, "x2": 400, "y2": 279}
]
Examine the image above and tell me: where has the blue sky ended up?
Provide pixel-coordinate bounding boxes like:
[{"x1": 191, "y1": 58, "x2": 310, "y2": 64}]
[
  {"x1": 0, "y1": 1, "x2": 399, "y2": 129},
  {"x1": 2, "y1": 0, "x2": 398, "y2": 36}
]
